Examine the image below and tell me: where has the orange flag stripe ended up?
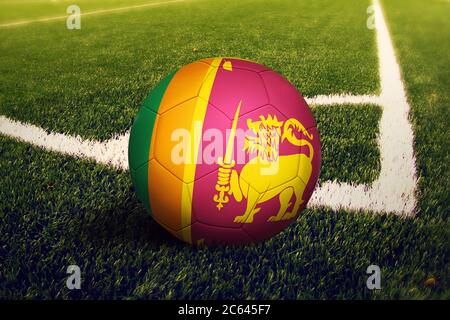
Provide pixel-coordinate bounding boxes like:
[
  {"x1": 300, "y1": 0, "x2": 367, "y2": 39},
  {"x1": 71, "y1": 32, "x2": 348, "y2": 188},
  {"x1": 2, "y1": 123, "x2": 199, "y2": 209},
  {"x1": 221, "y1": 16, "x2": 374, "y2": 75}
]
[{"x1": 148, "y1": 58, "x2": 222, "y2": 242}]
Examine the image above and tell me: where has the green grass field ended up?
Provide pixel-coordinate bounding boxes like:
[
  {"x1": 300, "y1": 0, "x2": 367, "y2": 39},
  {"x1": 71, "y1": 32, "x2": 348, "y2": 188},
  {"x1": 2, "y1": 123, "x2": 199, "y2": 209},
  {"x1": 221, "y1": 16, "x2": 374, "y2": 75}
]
[
  {"x1": 0, "y1": 0, "x2": 378, "y2": 140},
  {"x1": 0, "y1": 0, "x2": 448, "y2": 299}
]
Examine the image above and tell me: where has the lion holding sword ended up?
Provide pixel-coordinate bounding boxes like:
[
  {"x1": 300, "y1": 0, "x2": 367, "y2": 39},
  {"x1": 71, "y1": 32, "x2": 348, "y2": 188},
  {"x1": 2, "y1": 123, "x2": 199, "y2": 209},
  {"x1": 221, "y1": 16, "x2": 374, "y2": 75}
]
[{"x1": 213, "y1": 101, "x2": 315, "y2": 224}]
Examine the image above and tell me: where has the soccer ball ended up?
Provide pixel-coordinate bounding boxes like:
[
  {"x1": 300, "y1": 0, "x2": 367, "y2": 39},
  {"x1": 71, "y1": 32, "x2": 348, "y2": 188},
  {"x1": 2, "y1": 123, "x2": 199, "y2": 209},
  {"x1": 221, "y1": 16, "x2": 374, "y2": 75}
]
[{"x1": 128, "y1": 58, "x2": 321, "y2": 245}]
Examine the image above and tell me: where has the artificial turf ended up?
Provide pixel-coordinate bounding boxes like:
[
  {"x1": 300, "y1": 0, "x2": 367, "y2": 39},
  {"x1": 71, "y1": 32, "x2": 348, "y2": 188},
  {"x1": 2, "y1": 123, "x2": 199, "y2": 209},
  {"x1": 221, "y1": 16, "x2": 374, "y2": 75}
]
[
  {"x1": 0, "y1": 0, "x2": 448, "y2": 299},
  {"x1": 313, "y1": 104, "x2": 382, "y2": 184},
  {"x1": 0, "y1": 0, "x2": 169, "y2": 24},
  {"x1": 381, "y1": 0, "x2": 450, "y2": 223},
  {"x1": 0, "y1": 0, "x2": 378, "y2": 140},
  {"x1": 0, "y1": 134, "x2": 447, "y2": 299}
]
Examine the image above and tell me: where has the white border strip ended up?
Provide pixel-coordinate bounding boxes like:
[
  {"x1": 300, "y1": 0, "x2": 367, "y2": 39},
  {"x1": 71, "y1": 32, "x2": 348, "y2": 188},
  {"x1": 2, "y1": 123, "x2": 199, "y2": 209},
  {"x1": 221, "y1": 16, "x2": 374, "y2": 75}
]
[
  {"x1": 0, "y1": 115, "x2": 129, "y2": 170},
  {"x1": 309, "y1": 0, "x2": 418, "y2": 216},
  {"x1": 0, "y1": 0, "x2": 418, "y2": 216}
]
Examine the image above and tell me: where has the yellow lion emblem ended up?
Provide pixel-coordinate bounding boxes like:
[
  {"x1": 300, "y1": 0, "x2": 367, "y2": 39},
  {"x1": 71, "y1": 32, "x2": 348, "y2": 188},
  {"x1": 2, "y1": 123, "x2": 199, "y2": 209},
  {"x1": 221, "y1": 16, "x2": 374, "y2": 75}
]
[{"x1": 213, "y1": 102, "x2": 314, "y2": 224}]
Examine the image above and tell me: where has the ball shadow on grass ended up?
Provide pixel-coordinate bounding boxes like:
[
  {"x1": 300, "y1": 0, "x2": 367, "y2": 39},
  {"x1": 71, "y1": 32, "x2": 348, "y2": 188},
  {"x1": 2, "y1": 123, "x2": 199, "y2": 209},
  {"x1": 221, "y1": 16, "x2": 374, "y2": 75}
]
[{"x1": 77, "y1": 195, "x2": 183, "y2": 249}]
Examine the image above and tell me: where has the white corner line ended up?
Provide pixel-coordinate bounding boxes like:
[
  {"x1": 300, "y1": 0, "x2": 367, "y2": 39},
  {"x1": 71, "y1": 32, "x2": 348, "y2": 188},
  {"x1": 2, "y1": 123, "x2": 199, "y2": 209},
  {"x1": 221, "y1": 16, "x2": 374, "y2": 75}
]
[
  {"x1": 0, "y1": 0, "x2": 187, "y2": 28},
  {"x1": 308, "y1": 0, "x2": 418, "y2": 217},
  {"x1": 0, "y1": 0, "x2": 418, "y2": 217},
  {"x1": 0, "y1": 92, "x2": 376, "y2": 173},
  {"x1": 0, "y1": 115, "x2": 129, "y2": 171}
]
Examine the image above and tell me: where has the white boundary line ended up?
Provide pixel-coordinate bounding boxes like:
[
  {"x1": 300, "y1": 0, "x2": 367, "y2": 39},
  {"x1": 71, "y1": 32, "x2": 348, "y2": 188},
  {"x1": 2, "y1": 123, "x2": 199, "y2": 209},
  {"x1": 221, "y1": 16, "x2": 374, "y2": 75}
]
[
  {"x1": 0, "y1": 0, "x2": 418, "y2": 216},
  {"x1": 309, "y1": 0, "x2": 418, "y2": 216},
  {"x1": 0, "y1": 115, "x2": 130, "y2": 170},
  {"x1": 0, "y1": 0, "x2": 186, "y2": 28}
]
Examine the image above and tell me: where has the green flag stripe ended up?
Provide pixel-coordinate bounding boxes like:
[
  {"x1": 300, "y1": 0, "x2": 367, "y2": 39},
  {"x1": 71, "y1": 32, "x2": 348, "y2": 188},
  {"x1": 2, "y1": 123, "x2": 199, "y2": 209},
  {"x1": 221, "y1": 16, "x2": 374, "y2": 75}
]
[
  {"x1": 128, "y1": 71, "x2": 176, "y2": 215},
  {"x1": 143, "y1": 71, "x2": 177, "y2": 113}
]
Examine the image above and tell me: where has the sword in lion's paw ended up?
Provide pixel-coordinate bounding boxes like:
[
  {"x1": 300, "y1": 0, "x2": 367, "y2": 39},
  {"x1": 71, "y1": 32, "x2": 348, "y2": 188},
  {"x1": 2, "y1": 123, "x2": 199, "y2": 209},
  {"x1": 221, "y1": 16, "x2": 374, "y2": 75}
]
[{"x1": 213, "y1": 100, "x2": 242, "y2": 210}]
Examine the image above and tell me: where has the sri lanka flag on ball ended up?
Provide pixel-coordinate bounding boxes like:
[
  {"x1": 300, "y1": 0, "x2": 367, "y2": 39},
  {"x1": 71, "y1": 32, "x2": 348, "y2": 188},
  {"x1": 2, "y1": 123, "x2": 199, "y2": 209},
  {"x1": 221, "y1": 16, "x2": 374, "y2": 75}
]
[{"x1": 129, "y1": 58, "x2": 321, "y2": 245}]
